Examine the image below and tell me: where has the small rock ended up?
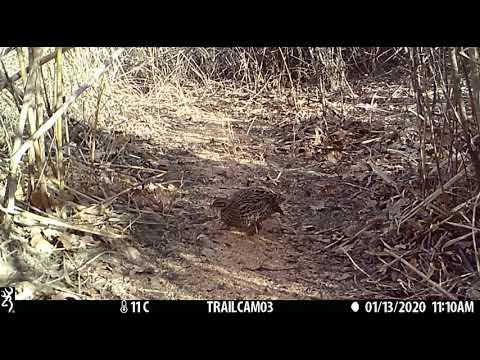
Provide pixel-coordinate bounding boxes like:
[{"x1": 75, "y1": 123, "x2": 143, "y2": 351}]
[
  {"x1": 197, "y1": 234, "x2": 214, "y2": 248},
  {"x1": 126, "y1": 246, "x2": 142, "y2": 262},
  {"x1": 343, "y1": 224, "x2": 358, "y2": 237},
  {"x1": 201, "y1": 248, "x2": 216, "y2": 258},
  {"x1": 15, "y1": 281, "x2": 36, "y2": 300},
  {"x1": 51, "y1": 292, "x2": 81, "y2": 300},
  {"x1": 31, "y1": 237, "x2": 55, "y2": 255}
]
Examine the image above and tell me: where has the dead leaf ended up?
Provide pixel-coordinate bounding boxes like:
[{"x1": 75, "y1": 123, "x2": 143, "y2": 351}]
[
  {"x1": 58, "y1": 233, "x2": 74, "y2": 250},
  {"x1": 150, "y1": 159, "x2": 169, "y2": 171},
  {"x1": 77, "y1": 212, "x2": 104, "y2": 223},
  {"x1": 129, "y1": 265, "x2": 155, "y2": 275},
  {"x1": 94, "y1": 150, "x2": 106, "y2": 162},
  {"x1": 15, "y1": 186, "x2": 24, "y2": 198},
  {"x1": 145, "y1": 183, "x2": 158, "y2": 192},
  {"x1": 367, "y1": 160, "x2": 400, "y2": 193},
  {"x1": 30, "y1": 190, "x2": 50, "y2": 211},
  {"x1": 387, "y1": 198, "x2": 407, "y2": 220},
  {"x1": 467, "y1": 280, "x2": 480, "y2": 300},
  {"x1": 126, "y1": 246, "x2": 142, "y2": 262},
  {"x1": 332, "y1": 129, "x2": 349, "y2": 140},
  {"x1": 201, "y1": 248, "x2": 216, "y2": 258},
  {"x1": 30, "y1": 228, "x2": 54, "y2": 255},
  {"x1": 42, "y1": 228, "x2": 60, "y2": 240},
  {"x1": 390, "y1": 271, "x2": 400, "y2": 282},
  {"x1": 310, "y1": 201, "x2": 326, "y2": 212},
  {"x1": 30, "y1": 227, "x2": 43, "y2": 242},
  {"x1": 343, "y1": 224, "x2": 358, "y2": 237},
  {"x1": 78, "y1": 234, "x2": 101, "y2": 248},
  {"x1": 75, "y1": 205, "x2": 107, "y2": 216},
  {"x1": 326, "y1": 150, "x2": 341, "y2": 163},
  {"x1": 197, "y1": 234, "x2": 214, "y2": 248},
  {"x1": 350, "y1": 163, "x2": 367, "y2": 173}
]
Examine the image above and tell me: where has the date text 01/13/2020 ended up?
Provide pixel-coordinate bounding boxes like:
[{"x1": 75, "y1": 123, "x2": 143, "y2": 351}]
[{"x1": 365, "y1": 301, "x2": 427, "y2": 313}]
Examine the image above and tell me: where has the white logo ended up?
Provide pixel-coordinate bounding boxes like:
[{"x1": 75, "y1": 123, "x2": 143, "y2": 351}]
[{"x1": 1, "y1": 287, "x2": 14, "y2": 313}]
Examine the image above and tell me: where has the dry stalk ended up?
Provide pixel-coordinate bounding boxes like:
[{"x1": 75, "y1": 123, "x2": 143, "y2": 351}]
[
  {"x1": 8, "y1": 48, "x2": 124, "y2": 193},
  {"x1": 383, "y1": 248, "x2": 458, "y2": 300},
  {"x1": 0, "y1": 203, "x2": 123, "y2": 239},
  {"x1": 1, "y1": 47, "x2": 124, "y2": 238},
  {"x1": 399, "y1": 164, "x2": 468, "y2": 226},
  {"x1": 72, "y1": 172, "x2": 166, "y2": 219},
  {"x1": 471, "y1": 191, "x2": 480, "y2": 274},
  {"x1": 0, "y1": 47, "x2": 73, "y2": 91}
]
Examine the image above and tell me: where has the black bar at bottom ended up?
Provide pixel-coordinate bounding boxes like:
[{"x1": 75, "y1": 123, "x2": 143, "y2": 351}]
[{"x1": 4, "y1": 300, "x2": 479, "y2": 316}]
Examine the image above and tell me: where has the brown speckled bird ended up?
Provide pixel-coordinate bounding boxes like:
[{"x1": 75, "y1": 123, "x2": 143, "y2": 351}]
[{"x1": 211, "y1": 187, "x2": 285, "y2": 234}]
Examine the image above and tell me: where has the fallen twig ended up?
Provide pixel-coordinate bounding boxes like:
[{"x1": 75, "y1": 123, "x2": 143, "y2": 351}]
[
  {"x1": 46, "y1": 251, "x2": 114, "y2": 287},
  {"x1": 472, "y1": 191, "x2": 480, "y2": 274},
  {"x1": 384, "y1": 248, "x2": 458, "y2": 300},
  {"x1": 367, "y1": 160, "x2": 400, "y2": 194},
  {"x1": 72, "y1": 172, "x2": 167, "y2": 219},
  {"x1": 400, "y1": 165, "x2": 469, "y2": 226},
  {"x1": 0, "y1": 203, "x2": 123, "y2": 239},
  {"x1": 242, "y1": 265, "x2": 298, "y2": 272},
  {"x1": 341, "y1": 247, "x2": 371, "y2": 278}
]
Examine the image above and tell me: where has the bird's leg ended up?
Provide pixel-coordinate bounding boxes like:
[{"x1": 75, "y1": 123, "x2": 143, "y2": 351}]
[
  {"x1": 246, "y1": 226, "x2": 257, "y2": 236},
  {"x1": 246, "y1": 223, "x2": 262, "y2": 237},
  {"x1": 254, "y1": 222, "x2": 276, "y2": 245},
  {"x1": 215, "y1": 218, "x2": 232, "y2": 232}
]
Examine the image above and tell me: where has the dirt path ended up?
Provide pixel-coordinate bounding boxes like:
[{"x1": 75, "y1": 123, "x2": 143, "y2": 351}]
[
  {"x1": 7, "y1": 79, "x2": 476, "y2": 301},
  {"x1": 92, "y1": 89, "x2": 384, "y2": 300},
  {"x1": 10, "y1": 84, "x2": 416, "y2": 300}
]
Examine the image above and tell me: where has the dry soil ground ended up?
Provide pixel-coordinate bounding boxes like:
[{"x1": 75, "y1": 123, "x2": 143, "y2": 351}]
[{"x1": 7, "y1": 80, "x2": 440, "y2": 300}]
